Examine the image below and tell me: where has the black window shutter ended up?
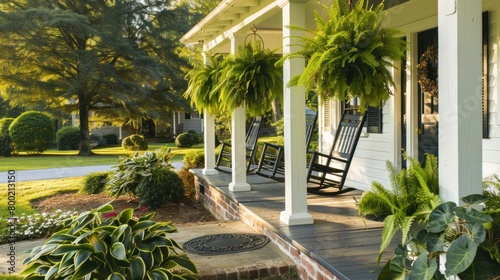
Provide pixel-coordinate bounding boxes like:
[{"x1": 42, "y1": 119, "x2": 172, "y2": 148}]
[
  {"x1": 367, "y1": 105, "x2": 382, "y2": 133},
  {"x1": 482, "y1": 11, "x2": 490, "y2": 139}
]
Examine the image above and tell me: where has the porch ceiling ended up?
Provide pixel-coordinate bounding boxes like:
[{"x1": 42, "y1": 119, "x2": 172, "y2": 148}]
[{"x1": 181, "y1": 0, "x2": 334, "y2": 54}]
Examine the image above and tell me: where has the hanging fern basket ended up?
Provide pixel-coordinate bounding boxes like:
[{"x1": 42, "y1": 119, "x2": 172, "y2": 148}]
[
  {"x1": 216, "y1": 42, "x2": 283, "y2": 116},
  {"x1": 289, "y1": 0, "x2": 406, "y2": 112}
]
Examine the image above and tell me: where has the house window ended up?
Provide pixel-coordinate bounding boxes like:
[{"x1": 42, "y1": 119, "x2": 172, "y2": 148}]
[
  {"x1": 342, "y1": 98, "x2": 383, "y2": 134},
  {"x1": 185, "y1": 111, "x2": 201, "y2": 120}
]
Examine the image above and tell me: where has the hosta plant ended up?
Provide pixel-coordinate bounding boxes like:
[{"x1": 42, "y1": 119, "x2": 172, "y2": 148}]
[
  {"x1": 108, "y1": 147, "x2": 174, "y2": 199},
  {"x1": 378, "y1": 195, "x2": 500, "y2": 280},
  {"x1": 357, "y1": 154, "x2": 441, "y2": 263},
  {"x1": 20, "y1": 203, "x2": 198, "y2": 280},
  {"x1": 286, "y1": 0, "x2": 406, "y2": 111}
]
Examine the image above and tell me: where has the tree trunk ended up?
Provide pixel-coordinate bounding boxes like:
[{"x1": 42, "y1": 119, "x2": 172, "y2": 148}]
[{"x1": 78, "y1": 94, "x2": 94, "y2": 156}]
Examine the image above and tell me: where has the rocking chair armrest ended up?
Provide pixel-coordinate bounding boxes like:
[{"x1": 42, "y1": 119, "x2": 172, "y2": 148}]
[{"x1": 309, "y1": 151, "x2": 348, "y2": 163}]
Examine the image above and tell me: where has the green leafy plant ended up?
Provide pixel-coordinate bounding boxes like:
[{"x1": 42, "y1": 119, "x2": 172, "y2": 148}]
[
  {"x1": 81, "y1": 172, "x2": 111, "y2": 194},
  {"x1": 122, "y1": 134, "x2": 148, "y2": 151},
  {"x1": 216, "y1": 42, "x2": 283, "y2": 116},
  {"x1": 286, "y1": 0, "x2": 406, "y2": 111},
  {"x1": 0, "y1": 117, "x2": 14, "y2": 135},
  {"x1": 357, "y1": 154, "x2": 441, "y2": 263},
  {"x1": 175, "y1": 132, "x2": 198, "y2": 148},
  {"x1": 1, "y1": 209, "x2": 79, "y2": 244},
  {"x1": 56, "y1": 126, "x2": 80, "y2": 150},
  {"x1": 9, "y1": 111, "x2": 54, "y2": 154},
  {"x1": 108, "y1": 147, "x2": 174, "y2": 199},
  {"x1": 183, "y1": 150, "x2": 205, "y2": 169},
  {"x1": 136, "y1": 169, "x2": 185, "y2": 209},
  {"x1": 378, "y1": 195, "x2": 500, "y2": 280},
  {"x1": 20, "y1": 203, "x2": 198, "y2": 280},
  {"x1": 183, "y1": 54, "x2": 224, "y2": 114}
]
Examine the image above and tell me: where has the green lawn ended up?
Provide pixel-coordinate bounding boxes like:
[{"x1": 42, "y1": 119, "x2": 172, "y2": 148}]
[{"x1": 0, "y1": 143, "x2": 204, "y2": 171}]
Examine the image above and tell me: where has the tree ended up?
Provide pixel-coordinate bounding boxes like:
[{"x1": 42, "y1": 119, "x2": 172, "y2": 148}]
[{"x1": 0, "y1": 0, "x2": 193, "y2": 155}]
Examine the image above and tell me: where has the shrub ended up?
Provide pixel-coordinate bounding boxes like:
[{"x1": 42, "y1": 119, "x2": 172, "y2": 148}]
[
  {"x1": 183, "y1": 150, "x2": 205, "y2": 169},
  {"x1": 175, "y1": 132, "x2": 197, "y2": 148},
  {"x1": 178, "y1": 168, "x2": 196, "y2": 200},
  {"x1": 1, "y1": 209, "x2": 79, "y2": 244},
  {"x1": 81, "y1": 172, "x2": 110, "y2": 194},
  {"x1": 56, "y1": 126, "x2": 80, "y2": 150},
  {"x1": 0, "y1": 135, "x2": 12, "y2": 157},
  {"x1": 108, "y1": 147, "x2": 174, "y2": 198},
  {"x1": 0, "y1": 117, "x2": 14, "y2": 135},
  {"x1": 20, "y1": 203, "x2": 198, "y2": 279},
  {"x1": 103, "y1": 133, "x2": 118, "y2": 145},
  {"x1": 136, "y1": 169, "x2": 185, "y2": 209},
  {"x1": 90, "y1": 133, "x2": 106, "y2": 147},
  {"x1": 9, "y1": 111, "x2": 54, "y2": 154},
  {"x1": 122, "y1": 134, "x2": 148, "y2": 151}
]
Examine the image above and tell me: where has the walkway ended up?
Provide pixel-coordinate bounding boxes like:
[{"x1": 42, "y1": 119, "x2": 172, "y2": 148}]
[{"x1": 0, "y1": 161, "x2": 183, "y2": 183}]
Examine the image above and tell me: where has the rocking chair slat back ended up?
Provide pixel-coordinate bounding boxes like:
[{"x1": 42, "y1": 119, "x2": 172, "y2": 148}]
[
  {"x1": 215, "y1": 116, "x2": 263, "y2": 173},
  {"x1": 306, "y1": 112, "x2": 366, "y2": 194}
]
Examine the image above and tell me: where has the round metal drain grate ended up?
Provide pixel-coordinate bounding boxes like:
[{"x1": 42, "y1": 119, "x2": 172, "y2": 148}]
[{"x1": 182, "y1": 233, "x2": 270, "y2": 255}]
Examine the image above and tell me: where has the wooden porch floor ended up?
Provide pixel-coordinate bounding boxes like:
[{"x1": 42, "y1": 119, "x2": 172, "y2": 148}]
[{"x1": 192, "y1": 169, "x2": 395, "y2": 280}]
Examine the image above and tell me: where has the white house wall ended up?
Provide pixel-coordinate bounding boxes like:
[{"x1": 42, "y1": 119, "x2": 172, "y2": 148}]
[{"x1": 325, "y1": 0, "x2": 500, "y2": 191}]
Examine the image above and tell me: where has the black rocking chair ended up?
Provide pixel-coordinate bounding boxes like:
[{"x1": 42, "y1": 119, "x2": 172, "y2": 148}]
[
  {"x1": 215, "y1": 116, "x2": 263, "y2": 173},
  {"x1": 306, "y1": 112, "x2": 366, "y2": 195},
  {"x1": 255, "y1": 110, "x2": 318, "y2": 180}
]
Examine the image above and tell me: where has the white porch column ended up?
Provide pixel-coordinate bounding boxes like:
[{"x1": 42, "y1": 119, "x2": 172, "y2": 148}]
[
  {"x1": 438, "y1": 0, "x2": 482, "y2": 203},
  {"x1": 280, "y1": 0, "x2": 313, "y2": 225},
  {"x1": 201, "y1": 52, "x2": 218, "y2": 175},
  {"x1": 228, "y1": 34, "x2": 251, "y2": 192}
]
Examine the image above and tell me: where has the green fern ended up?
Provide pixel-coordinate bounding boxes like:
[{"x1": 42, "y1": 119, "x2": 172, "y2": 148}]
[
  {"x1": 215, "y1": 42, "x2": 283, "y2": 116},
  {"x1": 284, "y1": 0, "x2": 406, "y2": 111},
  {"x1": 183, "y1": 54, "x2": 224, "y2": 114},
  {"x1": 356, "y1": 154, "x2": 441, "y2": 264}
]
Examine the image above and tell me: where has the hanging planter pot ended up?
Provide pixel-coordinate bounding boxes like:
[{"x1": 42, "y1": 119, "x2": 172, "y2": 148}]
[
  {"x1": 287, "y1": 0, "x2": 406, "y2": 111},
  {"x1": 216, "y1": 42, "x2": 283, "y2": 117},
  {"x1": 183, "y1": 55, "x2": 224, "y2": 115}
]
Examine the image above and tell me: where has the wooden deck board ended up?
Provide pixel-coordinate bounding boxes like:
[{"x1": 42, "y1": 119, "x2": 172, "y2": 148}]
[{"x1": 195, "y1": 171, "x2": 395, "y2": 280}]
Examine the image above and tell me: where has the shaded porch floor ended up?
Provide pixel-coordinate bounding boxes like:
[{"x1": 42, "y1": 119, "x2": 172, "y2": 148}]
[{"x1": 192, "y1": 169, "x2": 394, "y2": 280}]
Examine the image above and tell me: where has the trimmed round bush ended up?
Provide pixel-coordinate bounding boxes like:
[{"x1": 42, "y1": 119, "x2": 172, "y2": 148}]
[
  {"x1": 178, "y1": 168, "x2": 196, "y2": 199},
  {"x1": 56, "y1": 126, "x2": 80, "y2": 150},
  {"x1": 103, "y1": 133, "x2": 118, "y2": 145},
  {"x1": 122, "y1": 134, "x2": 148, "y2": 151},
  {"x1": 0, "y1": 118, "x2": 14, "y2": 136},
  {"x1": 175, "y1": 132, "x2": 197, "y2": 148},
  {"x1": 81, "y1": 172, "x2": 110, "y2": 194},
  {"x1": 9, "y1": 111, "x2": 54, "y2": 154},
  {"x1": 136, "y1": 169, "x2": 185, "y2": 209},
  {"x1": 0, "y1": 135, "x2": 12, "y2": 157}
]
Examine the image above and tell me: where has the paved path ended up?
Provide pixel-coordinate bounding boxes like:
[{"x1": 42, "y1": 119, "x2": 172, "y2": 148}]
[{"x1": 0, "y1": 162, "x2": 183, "y2": 183}]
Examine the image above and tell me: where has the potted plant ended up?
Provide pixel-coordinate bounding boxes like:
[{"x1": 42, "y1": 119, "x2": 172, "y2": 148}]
[
  {"x1": 286, "y1": 0, "x2": 406, "y2": 111},
  {"x1": 378, "y1": 194, "x2": 500, "y2": 280},
  {"x1": 356, "y1": 154, "x2": 441, "y2": 263},
  {"x1": 215, "y1": 42, "x2": 283, "y2": 116},
  {"x1": 183, "y1": 54, "x2": 225, "y2": 114}
]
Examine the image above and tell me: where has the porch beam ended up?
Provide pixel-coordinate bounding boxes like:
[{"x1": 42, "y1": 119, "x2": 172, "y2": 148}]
[
  {"x1": 280, "y1": 0, "x2": 313, "y2": 226},
  {"x1": 202, "y1": 52, "x2": 218, "y2": 175},
  {"x1": 438, "y1": 0, "x2": 482, "y2": 203},
  {"x1": 228, "y1": 34, "x2": 251, "y2": 192}
]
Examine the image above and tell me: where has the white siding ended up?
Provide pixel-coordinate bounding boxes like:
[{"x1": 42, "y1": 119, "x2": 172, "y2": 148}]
[{"x1": 320, "y1": 0, "x2": 500, "y2": 191}]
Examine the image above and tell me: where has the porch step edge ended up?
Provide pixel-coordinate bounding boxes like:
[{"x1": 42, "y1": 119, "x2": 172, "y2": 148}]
[{"x1": 199, "y1": 261, "x2": 297, "y2": 280}]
